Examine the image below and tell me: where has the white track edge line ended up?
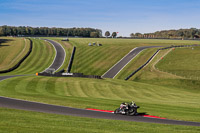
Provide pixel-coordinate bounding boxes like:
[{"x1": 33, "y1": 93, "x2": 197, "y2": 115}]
[
  {"x1": 41, "y1": 39, "x2": 66, "y2": 72},
  {"x1": 101, "y1": 47, "x2": 138, "y2": 78},
  {"x1": 41, "y1": 39, "x2": 58, "y2": 73},
  {"x1": 113, "y1": 49, "x2": 145, "y2": 79},
  {"x1": 52, "y1": 40, "x2": 66, "y2": 72}
]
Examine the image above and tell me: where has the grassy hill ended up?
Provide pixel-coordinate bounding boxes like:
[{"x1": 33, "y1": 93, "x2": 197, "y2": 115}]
[
  {"x1": 128, "y1": 45, "x2": 200, "y2": 81},
  {"x1": 67, "y1": 38, "x2": 200, "y2": 77},
  {"x1": 0, "y1": 76, "x2": 199, "y2": 122},
  {"x1": 0, "y1": 38, "x2": 56, "y2": 75},
  {"x1": 156, "y1": 46, "x2": 200, "y2": 80},
  {"x1": 0, "y1": 37, "x2": 30, "y2": 71},
  {"x1": 0, "y1": 38, "x2": 200, "y2": 132}
]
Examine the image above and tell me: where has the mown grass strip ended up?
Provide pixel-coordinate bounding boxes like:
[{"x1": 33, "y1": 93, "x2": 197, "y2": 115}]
[
  {"x1": 0, "y1": 108, "x2": 199, "y2": 133},
  {"x1": 156, "y1": 47, "x2": 200, "y2": 80},
  {"x1": 0, "y1": 37, "x2": 30, "y2": 71},
  {"x1": 0, "y1": 38, "x2": 32, "y2": 73},
  {"x1": 0, "y1": 38, "x2": 55, "y2": 75},
  {"x1": 0, "y1": 76, "x2": 199, "y2": 122},
  {"x1": 66, "y1": 38, "x2": 200, "y2": 76}
]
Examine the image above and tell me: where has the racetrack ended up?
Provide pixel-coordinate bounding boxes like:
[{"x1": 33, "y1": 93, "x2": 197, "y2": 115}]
[
  {"x1": 0, "y1": 96, "x2": 199, "y2": 126},
  {"x1": 0, "y1": 41, "x2": 200, "y2": 127},
  {"x1": 0, "y1": 75, "x2": 26, "y2": 81},
  {"x1": 102, "y1": 46, "x2": 161, "y2": 78},
  {"x1": 43, "y1": 39, "x2": 66, "y2": 71}
]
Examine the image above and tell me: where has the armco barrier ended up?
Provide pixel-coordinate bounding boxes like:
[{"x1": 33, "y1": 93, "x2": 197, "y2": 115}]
[
  {"x1": 0, "y1": 38, "x2": 33, "y2": 73},
  {"x1": 125, "y1": 44, "x2": 200, "y2": 80},
  {"x1": 67, "y1": 46, "x2": 76, "y2": 73},
  {"x1": 38, "y1": 72, "x2": 102, "y2": 79}
]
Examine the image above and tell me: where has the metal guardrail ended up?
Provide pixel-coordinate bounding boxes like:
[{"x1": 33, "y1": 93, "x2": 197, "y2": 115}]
[
  {"x1": 67, "y1": 46, "x2": 76, "y2": 73},
  {"x1": 38, "y1": 72, "x2": 102, "y2": 79}
]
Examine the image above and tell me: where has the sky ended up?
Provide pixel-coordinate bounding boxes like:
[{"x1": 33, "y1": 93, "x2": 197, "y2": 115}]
[{"x1": 0, "y1": 0, "x2": 200, "y2": 37}]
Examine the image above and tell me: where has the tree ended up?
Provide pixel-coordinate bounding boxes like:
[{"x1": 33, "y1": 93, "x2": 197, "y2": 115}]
[
  {"x1": 130, "y1": 33, "x2": 135, "y2": 38},
  {"x1": 0, "y1": 27, "x2": 3, "y2": 36},
  {"x1": 135, "y1": 32, "x2": 142, "y2": 37},
  {"x1": 112, "y1": 32, "x2": 117, "y2": 38},
  {"x1": 90, "y1": 32, "x2": 99, "y2": 38},
  {"x1": 105, "y1": 31, "x2": 110, "y2": 38}
]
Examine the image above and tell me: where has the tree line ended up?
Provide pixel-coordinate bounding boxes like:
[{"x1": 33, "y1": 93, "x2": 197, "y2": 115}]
[
  {"x1": 0, "y1": 25, "x2": 102, "y2": 37},
  {"x1": 130, "y1": 28, "x2": 200, "y2": 39}
]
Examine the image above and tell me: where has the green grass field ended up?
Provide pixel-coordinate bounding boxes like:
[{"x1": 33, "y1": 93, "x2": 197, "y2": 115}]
[
  {"x1": 0, "y1": 38, "x2": 56, "y2": 75},
  {"x1": 0, "y1": 108, "x2": 199, "y2": 133},
  {"x1": 0, "y1": 76, "x2": 199, "y2": 122},
  {"x1": 156, "y1": 47, "x2": 200, "y2": 80},
  {"x1": 129, "y1": 45, "x2": 200, "y2": 81},
  {"x1": 67, "y1": 38, "x2": 200, "y2": 76},
  {"x1": 0, "y1": 37, "x2": 30, "y2": 71},
  {"x1": 1, "y1": 38, "x2": 200, "y2": 132},
  {"x1": 126, "y1": 47, "x2": 187, "y2": 81}
]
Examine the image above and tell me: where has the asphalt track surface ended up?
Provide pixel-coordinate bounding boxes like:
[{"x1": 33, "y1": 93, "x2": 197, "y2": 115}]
[
  {"x1": 0, "y1": 42, "x2": 200, "y2": 126},
  {"x1": 0, "y1": 75, "x2": 26, "y2": 81},
  {"x1": 102, "y1": 46, "x2": 161, "y2": 78},
  {"x1": 43, "y1": 39, "x2": 66, "y2": 71},
  {"x1": 0, "y1": 96, "x2": 199, "y2": 126}
]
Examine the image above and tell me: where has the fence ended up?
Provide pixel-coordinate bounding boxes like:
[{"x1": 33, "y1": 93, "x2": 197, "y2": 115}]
[{"x1": 38, "y1": 72, "x2": 102, "y2": 79}]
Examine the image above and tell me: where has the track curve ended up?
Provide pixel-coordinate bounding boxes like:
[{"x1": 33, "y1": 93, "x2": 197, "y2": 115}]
[
  {"x1": 102, "y1": 46, "x2": 161, "y2": 78},
  {"x1": 0, "y1": 96, "x2": 199, "y2": 126},
  {"x1": 43, "y1": 39, "x2": 66, "y2": 71},
  {"x1": 0, "y1": 43, "x2": 200, "y2": 126}
]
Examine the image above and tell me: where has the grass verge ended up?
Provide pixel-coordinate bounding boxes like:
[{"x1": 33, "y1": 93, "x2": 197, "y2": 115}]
[{"x1": 0, "y1": 108, "x2": 199, "y2": 133}]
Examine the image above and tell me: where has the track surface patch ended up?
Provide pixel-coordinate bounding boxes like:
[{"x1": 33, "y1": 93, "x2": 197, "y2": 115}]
[{"x1": 86, "y1": 108, "x2": 166, "y2": 119}]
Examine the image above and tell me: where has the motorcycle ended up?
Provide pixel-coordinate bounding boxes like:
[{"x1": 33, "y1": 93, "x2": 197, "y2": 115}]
[{"x1": 114, "y1": 102, "x2": 139, "y2": 116}]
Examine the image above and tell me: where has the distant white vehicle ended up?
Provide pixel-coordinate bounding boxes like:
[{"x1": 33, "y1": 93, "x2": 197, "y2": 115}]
[{"x1": 62, "y1": 38, "x2": 69, "y2": 41}]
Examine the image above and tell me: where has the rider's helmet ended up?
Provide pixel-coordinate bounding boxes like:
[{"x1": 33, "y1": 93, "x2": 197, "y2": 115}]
[{"x1": 131, "y1": 101, "x2": 136, "y2": 106}]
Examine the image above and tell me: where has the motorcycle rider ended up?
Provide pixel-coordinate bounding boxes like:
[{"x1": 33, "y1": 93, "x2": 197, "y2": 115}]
[
  {"x1": 120, "y1": 102, "x2": 129, "y2": 114},
  {"x1": 114, "y1": 101, "x2": 139, "y2": 115}
]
